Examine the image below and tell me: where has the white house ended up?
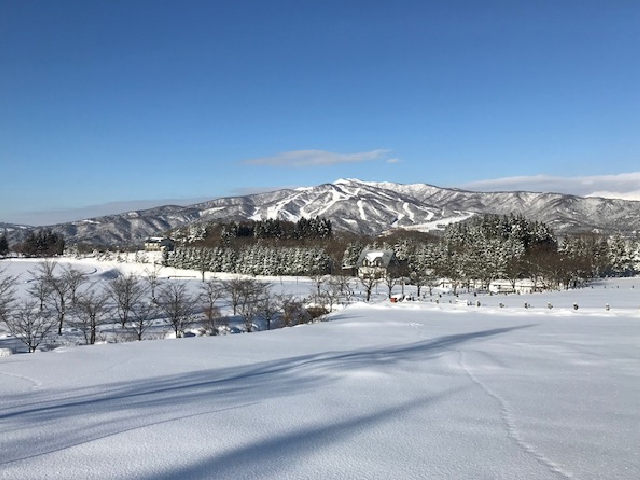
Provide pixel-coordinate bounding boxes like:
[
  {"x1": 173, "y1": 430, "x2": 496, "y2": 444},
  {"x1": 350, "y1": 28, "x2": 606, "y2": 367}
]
[
  {"x1": 144, "y1": 237, "x2": 175, "y2": 252},
  {"x1": 355, "y1": 249, "x2": 397, "y2": 278},
  {"x1": 488, "y1": 279, "x2": 536, "y2": 295}
]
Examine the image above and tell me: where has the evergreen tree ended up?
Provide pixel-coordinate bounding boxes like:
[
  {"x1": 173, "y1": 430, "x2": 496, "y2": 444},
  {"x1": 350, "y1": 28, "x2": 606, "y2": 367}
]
[
  {"x1": 20, "y1": 229, "x2": 65, "y2": 257},
  {"x1": 0, "y1": 233, "x2": 9, "y2": 256},
  {"x1": 608, "y1": 233, "x2": 633, "y2": 276}
]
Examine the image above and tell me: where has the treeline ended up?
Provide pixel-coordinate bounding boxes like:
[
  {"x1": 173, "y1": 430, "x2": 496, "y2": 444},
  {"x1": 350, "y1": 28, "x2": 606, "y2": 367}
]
[
  {"x1": 173, "y1": 216, "x2": 333, "y2": 247},
  {"x1": 5, "y1": 215, "x2": 640, "y2": 290},
  {"x1": 0, "y1": 261, "x2": 316, "y2": 353},
  {"x1": 0, "y1": 233, "x2": 9, "y2": 256},
  {"x1": 360, "y1": 214, "x2": 555, "y2": 293},
  {"x1": 11, "y1": 229, "x2": 65, "y2": 257},
  {"x1": 442, "y1": 214, "x2": 555, "y2": 251},
  {"x1": 167, "y1": 245, "x2": 333, "y2": 276},
  {"x1": 561, "y1": 232, "x2": 638, "y2": 277},
  {"x1": 167, "y1": 216, "x2": 340, "y2": 276},
  {"x1": 165, "y1": 214, "x2": 640, "y2": 288},
  {"x1": 382, "y1": 215, "x2": 639, "y2": 291}
]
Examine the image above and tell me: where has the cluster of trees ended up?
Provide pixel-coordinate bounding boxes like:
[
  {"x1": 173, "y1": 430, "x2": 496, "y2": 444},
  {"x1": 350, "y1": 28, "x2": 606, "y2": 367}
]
[
  {"x1": 1, "y1": 261, "x2": 88, "y2": 352},
  {"x1": 375, "y1": 215, "x2": 640, "y2": 293},
  {"x1": 173, "y1": 216, "x2": 333, "y2": 247},
  {"x1": 441, "y1": 214, "x2": 556, "y2": 251},
  {"x1": 167, "y1": 245, "x2": 332, "y2": 276},
  {"x1": 0, "y1": 234, "x2": 9, "y2": 256},
  {"x1": 165, "y1": 214, "x2": 640, "y2": 294},
  {"x1": 0, "y1": 261, "x2": 322, "y2": 354},
  {"x1": 561, "y1": 233, "x2": 640, "y2": 277},
  {"x1": 391, "y1": 215, "x2": 556, "y2": 293},
  {"x1": 12, "y1": 229, "x2": 65, "y2": 257}
]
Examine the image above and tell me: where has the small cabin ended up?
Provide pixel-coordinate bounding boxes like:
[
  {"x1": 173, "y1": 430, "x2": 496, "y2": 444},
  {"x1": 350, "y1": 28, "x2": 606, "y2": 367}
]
[{"x1": 355, "y1": 249, "x2": 397, "y2": 279}]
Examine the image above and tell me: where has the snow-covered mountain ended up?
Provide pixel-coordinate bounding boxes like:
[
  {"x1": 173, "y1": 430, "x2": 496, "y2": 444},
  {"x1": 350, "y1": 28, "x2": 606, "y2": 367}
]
[
  {"x1": 0, "y1": 222, "x2": 31, "y2": 233},
  {"x1": 6, "y1": 178, "x2": 640, "y2": 245}
]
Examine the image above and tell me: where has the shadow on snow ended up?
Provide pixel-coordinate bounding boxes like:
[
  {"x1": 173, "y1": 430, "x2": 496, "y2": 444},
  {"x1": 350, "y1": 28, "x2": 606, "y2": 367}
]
[{"x1": 0, "y1": 325, "x2": 532, "y2": 468}]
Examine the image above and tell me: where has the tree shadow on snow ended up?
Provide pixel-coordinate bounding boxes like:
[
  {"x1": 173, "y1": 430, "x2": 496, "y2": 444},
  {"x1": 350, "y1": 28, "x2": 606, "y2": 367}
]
[
  {"x1": 0, "y1": 325, "x2": 532, "y2": 467},
  {"x1": 141, "y1": 391, "x2": 459, "y2": 480}
]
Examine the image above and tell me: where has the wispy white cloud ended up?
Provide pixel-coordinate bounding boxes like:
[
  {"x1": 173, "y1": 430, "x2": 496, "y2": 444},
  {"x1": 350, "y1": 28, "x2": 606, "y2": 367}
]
[
  {"x1": 457, "y1": 172, "x2": 640, "y2": 201},
  {"x1": 386, "y1": 158, "x2": 401, "y2": 164},
  {"x1": 243, "y1": 149, "x2": 391, "y2": 167},
  {"x1": 584, "y1": 190, "x2": 640, "y2": 201}
]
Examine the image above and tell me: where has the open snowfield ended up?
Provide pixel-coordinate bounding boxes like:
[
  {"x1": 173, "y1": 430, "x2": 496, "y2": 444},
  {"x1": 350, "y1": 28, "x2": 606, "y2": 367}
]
[{"x1": 1, "y1": 258, "x2": 640, "y2": 479}]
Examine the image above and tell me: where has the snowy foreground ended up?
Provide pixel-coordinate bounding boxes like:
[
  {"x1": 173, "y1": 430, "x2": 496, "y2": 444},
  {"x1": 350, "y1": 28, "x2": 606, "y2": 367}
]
[{"x1": 1, "y1": 259, "x2": 640, "y2": 479}]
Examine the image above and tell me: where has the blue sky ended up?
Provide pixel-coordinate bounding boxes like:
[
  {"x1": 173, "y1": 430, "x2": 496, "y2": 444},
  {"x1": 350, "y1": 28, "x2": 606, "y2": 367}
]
[{"x1": 2, "y1": 0, "x2": 640, "y2": 225}]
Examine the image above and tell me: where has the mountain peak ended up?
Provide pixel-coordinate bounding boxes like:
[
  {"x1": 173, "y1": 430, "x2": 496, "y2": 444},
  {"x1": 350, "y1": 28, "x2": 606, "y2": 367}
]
[
  {"x1": 333, "y1": 178, "x2": 393, "y2": 187},
  {"x1": 6, "y1": 179, "x2": 640, "y2": 246},
  {"x1": 333, "y1": 178, "x2": 362, "y2": 185}
]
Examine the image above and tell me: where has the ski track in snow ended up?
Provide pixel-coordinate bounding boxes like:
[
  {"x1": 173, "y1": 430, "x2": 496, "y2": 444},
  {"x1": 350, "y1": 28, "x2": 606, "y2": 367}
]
[
  {"x1": 408, "y1": 322, "x2": 428, "y2": 340},
  {"x1": 265, "y1": 190, "x2": 307, "y2": 220},
  {"x1": 0, "y1": 370, "x2": 43, "y2": 390},
  {"x1": 315, "y1": 190, "x2": 343, "y2": 217},
  {"x1": 402, "y1": 202, "x2": 415, "y2": 222},
  {"x1": 357, "y1": 200, "x2": 366, "y2": 220},
  {"x1": 457, "y1": 350, "x2": 574, "y2": 480},
  {"x1": 371, "y1": 197, "x2": 396, "y2": 213}
]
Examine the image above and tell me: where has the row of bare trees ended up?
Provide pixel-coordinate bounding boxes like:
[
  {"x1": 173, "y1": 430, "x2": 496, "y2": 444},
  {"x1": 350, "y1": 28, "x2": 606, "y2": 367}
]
[
  {"x1": 217, "y1": 277, "x2": 312, "y2": 331},
  {"x1": 0, "y1": 261, "x2": 324, "y2": 353}
]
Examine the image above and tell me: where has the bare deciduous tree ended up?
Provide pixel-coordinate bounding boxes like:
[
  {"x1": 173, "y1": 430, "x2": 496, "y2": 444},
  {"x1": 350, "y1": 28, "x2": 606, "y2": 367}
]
[
  {"x1": 6, "y1": 301, "x2": 56, "y2": 352},
  {"x1": 221, "y1": 278, "x2": 245, "y2": 315},
  {"x1": 308, "y1": 271, "x2": 327, "y2": 299},
  {"x1": 28, "y1": 274, "x2": 51, "y2": 311},
  {"x1": 425, "y1": 272, "x2": 441, "y2": 297},
  {"x1": 382, "y1": 269, "x2": 398, "y2": 298},
  {"x1": 33, "y1": 260, "x2": 71, "y2": 335},
  {"x1": 73, "y1": 288, "x2": 110, "y2": 345},
  {"x1": 157, "y1": 281, "x2": 195, "y2": 338},
  {"x1": 199, "y1": 279, "x2": 224, "y2": 334},
  {"x1": 32, "y1": 259, "x2": 57, "y2": 282},
  {"x1": 0, "y1": 266, "x2": 17, "y2": 324},
  {"x1": 334, "y1": 274, "x2": 356, "y2": 304},
  {"x1": 278, "y1": 294, "x2": 309, "y2": 327},
  {"x1": 128, "y1": 302, "x2": 158, "y2": 341},
  {"x1": 359, "y1": 274, "x2": 379, "y2": 302},
  {"x1": 62, "y1": 265, "x2": 87, "y2": 306},
  {"x1": 237, "y1": 278, "x2": 263, "y2": 332},
  {"x1": 321, "y1": 277, "x2": 343, "y2": 312},
  {"x1": 144, "y1": 263, "x2": 163, "y2": 302},
  {"x1": 200, "y1": 304, "x2": 221, "y2": 336},
  {"x1": 254, "y1": 284, "x2": 278, "y2": 330},
  {"x1": 108, "y1": 272, "x2": 147, "y2": 328},
  {"x1": 504, "y1": 255, "x2": 527, "y2": 293}
]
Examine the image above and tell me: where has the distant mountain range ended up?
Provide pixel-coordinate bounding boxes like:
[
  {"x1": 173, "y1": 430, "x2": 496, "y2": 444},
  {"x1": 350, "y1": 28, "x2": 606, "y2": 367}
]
[{"x1": 3, "y1": 178, "x2": 640, "y2": 246}]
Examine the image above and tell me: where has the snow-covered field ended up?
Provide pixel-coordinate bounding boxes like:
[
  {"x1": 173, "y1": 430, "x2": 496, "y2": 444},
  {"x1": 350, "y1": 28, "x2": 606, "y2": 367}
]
[{"x1": 1, "y1": 258, "x2": 640, "y2": 479}]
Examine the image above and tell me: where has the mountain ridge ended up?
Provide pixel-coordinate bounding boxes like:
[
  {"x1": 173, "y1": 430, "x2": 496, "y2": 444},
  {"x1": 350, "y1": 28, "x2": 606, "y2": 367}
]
[{"x1": 3, "y1": 179, "x2": 640, "y2": 246}]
